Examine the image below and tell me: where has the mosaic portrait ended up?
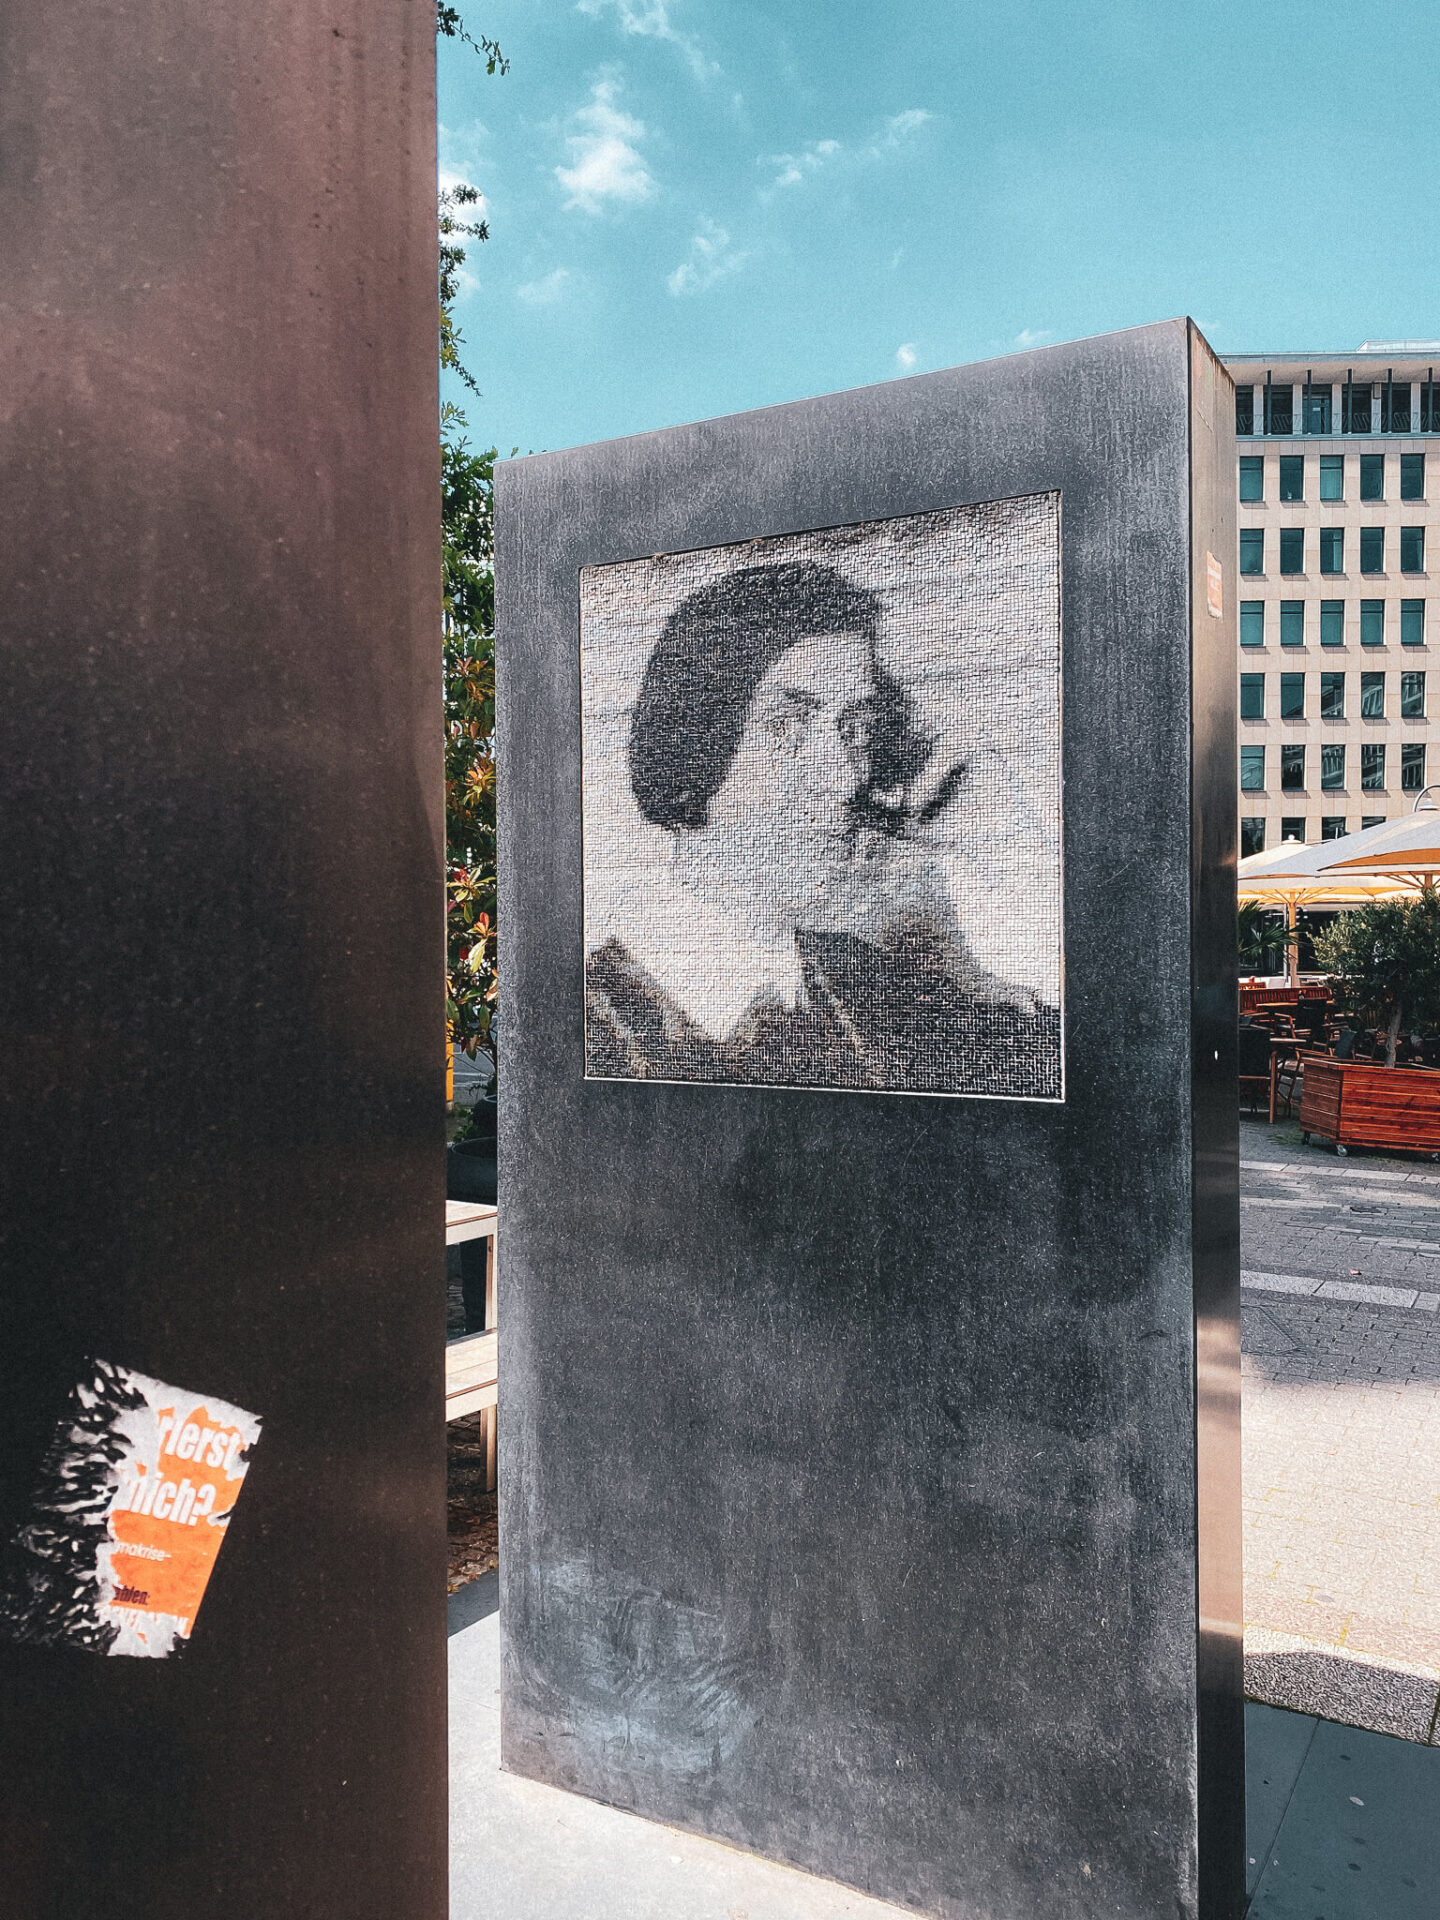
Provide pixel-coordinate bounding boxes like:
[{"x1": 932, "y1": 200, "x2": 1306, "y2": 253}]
[{"x1": 579, "y1": 494, "x2": 1064, "y2": 1100}]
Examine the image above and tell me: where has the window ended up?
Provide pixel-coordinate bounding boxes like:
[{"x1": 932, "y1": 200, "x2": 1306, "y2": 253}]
[
  {"x1": 1241, "y1": 815, "x2": 1266, "y2": 856},
  {"x1": 1265, "y1": 384, "x2": 1294, "y2": 434},
  {"x1": 1240, "y1": 745, "x2": 1265, "y2": 791},
  {"x1": 1240, "y1": 529, "x2": 1264, "y2": 574},
  {"x1": 1362, "y1": 814, "x2": 1386, "y2": 829},
  {"x1": 1278, "y1": 455, "x2": 1304, "y2": 501},
  {"x1": 1321, "y1": 744, "x2": 1346, "y2": 790},
  {"x1": 1279, "y1": 528, "x2": 1304, "y2": 574},
  {"x1": 1322, "y1": 816, "x2": 1347, "y2": 840},
  {"x1": 1402, "y1": 598, "x2": 1425, "y2": 646},
  {"x1": 1280, "y1": 671, "x2": 1305, "y2": 717},
  {"x1": 1345, "y1": 381, "x2": 1373, "y2": 434},
  {"x1": 1280, "y1": 601, "x2": 1304, "y2": 646},
  {"x1": 1319, "y1": 528, "x2": 1344, "y2": 573},
  {"x1": 1361, "y1": 670, "x2": 1385, "y2": 716},
  {"x1": 1383, "y1": 380, "x2": 1412, "y2": 433},
  {"x1": 1240, "y1": 600, "x2": 1265, "y2": 647},
  {"x1": 1402, "y1": 453, "x2": 1426, "y2": 501},
  {"x1": 1321, "y1": 600, "x2": 1345, "y2": 646},
  {"x1": 1236, "y1": 387, "x2": 1255, "y2": 436},
  {"x1": 1320, "y1": 671, "x2": 1345, "y2": 717},
  {"x1": 1240, "y1": 672, "x2": 1265, "y2": 719},
  {"x1": 1280, "y1": 816, "x2": 1306, "y2": 842},
  {"x1": 1303, "y1": 384, "x2": 1333, "y2": 434},
  {"x1": 1360, "y1": 527, "x2": 1385, "y2": 574},
  {"x1": 1360, "y1": 599, "x2": 1385, "y2": 646},
  {"x1": 1360, "y1": 454, "x2": 1384, "y2": 501},
  {"x1": 1425, "y1": 378, "x2": 1440, "y2": 434},
  {"x1": 1239, "y1": 456, "x2": 1264, "y2": 502},
  {"x1": 1403, "y1": 743, "x2": 1427, "y2": 791},
  {"x1": 1281, "y1": 744, "x2": 1305, "y2": 789},
  {"x1": 1361, "y1": 742, "x2": 1386, "y2": 789},
  {"x1": 1402, "y1": 670, "x2": 1426, "y2": 717},
  {"x1": 1320, "y1": 455, "x2": 1344, "y2": 501},
  {"x1": 1401, "y1": 526, "x2": 1425, "y2": 572}
]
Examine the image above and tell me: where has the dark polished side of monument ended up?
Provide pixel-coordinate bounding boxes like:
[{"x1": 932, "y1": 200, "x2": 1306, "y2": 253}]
[
  {"x1": 497, "y1": 320, "x2": 1242, "y2": 1919},
  {"x1": 0, "y1": 8, "x2": 447, "y2": 1917}
]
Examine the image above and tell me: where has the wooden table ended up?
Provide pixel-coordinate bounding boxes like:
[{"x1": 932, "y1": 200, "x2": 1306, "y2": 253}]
[{"x1": 446, "y1": 1199, "x2": 497, "y2": 1489}]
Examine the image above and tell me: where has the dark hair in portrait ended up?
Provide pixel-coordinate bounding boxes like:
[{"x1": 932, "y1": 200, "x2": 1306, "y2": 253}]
[{"x1": 627, "y1": 560, "x2": 937, "y2": 835}]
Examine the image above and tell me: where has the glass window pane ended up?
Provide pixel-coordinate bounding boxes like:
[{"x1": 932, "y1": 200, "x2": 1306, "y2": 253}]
[
  {"x1": 1360, "y1": 600, "x2": 1384, "y2": 646},
  {"x1": 1361, "y1": 743, "x2": 1386, "y2": 789},
  {"x1": 1402, "y1": 526, "x2": 1425, "y2": 572},
  {"x1": 1280, "y1": 816, "x2": 1306, "y2": 842},
  {"x1": 1401, "y1": 453, "x2": 1425, "y2": 500},
  {"x1": 1240, "y1": 745, "x2": 1265, "y2": 791},
  {"x1": 1240, "y1": 816, "x2": 1266, "y2": 856},
  {"x1": 1402, "y1": 598, "x2": 1425, "y2": 646},
  {"x1": 1240, "y1": 529, "x2": 1264, "y2": 574},
  {"x1": 1281, "y1": 744, "x2": 1305, "y2": 790},
  {"x1": 1402, "y1": 743, "x2": 1427, "y2": 790},
  {"x1": 1279, "y1": 528, "x2": 1304, "y2": 575},
  {"x1": 1240, "y1": 673, "x2": 1265, "y2": 719},
  {"x1": 1321, "y1": 744, "x2": 1346, "y2": 790},
  {"x1": 1240, "y1": 600, "x2": 1265, "y2": 647},
  {"x1": 1320, "y1": 672, "x2": 1345, "y2": 717},
  {"x1": 1304, "y1": 386, "x2": 1332, "y2": 434},
  {"x1": 1402, "y1": 670, "x2": 1426, "y2": 717},
  {"x1": 1361, "y1": 671, "x2": 1385, "y2": 716},
  {"x1": 1362, "y1": 814, "x2": 1386, "y2": 828},
  {"x1": 1360, "y1": 454, "x2": 1384, "y2": 500},
  {"x1": 1319, "y1": 455, "x2": 1344, "y2": 501},
  {"x1": 1236, "y1": 387, "x2": 1255, "y2": 436},
  {"x1": 1321, "y1": 816, "x2": 1347, "y2": 839},
  {"x1": 1278, "y1": 456, "x2": 1304, "y2": 501},
  {"x1": 1239, "y1": 456, "x2": 1264, "y2": 502},
  {"x1": 1280, "y1": 601, "x2": 1304, "y2": 646},
  {"x1": 1266, "y1": 385, "x2": 1294, "y2": 434},
  {"x1": 1347, "y1": 383, "x2": 1374, "y2": 434},
  {"x1": 1385, "y1": 382, "x2": 1413, "y2": 433},
  {"x1": 1360, "y1": 527, "x2": 1385, "y2": 573},
  {"x1": 1320, "y1": 528, "x2": 1344, "y2": 574},
  {"x1": 1280, "y1": 671, "x2": 1305, "y2": 717},
  {"x1": 1320, "y1": 600, "x2": 1345, "y2": 646}
]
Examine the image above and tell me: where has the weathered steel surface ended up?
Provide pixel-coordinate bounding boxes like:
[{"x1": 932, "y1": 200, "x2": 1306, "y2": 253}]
[{"x1": 0, "y1": 5, "x2": 446, "y2": 1915}]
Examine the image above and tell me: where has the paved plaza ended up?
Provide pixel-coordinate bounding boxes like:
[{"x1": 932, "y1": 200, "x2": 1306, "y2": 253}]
[{"x1": 1241, "y1": 1117, "x2": 1440, "y2": 1743}]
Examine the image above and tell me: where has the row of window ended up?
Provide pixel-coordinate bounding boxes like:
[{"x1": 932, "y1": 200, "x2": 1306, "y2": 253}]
[
  {"x1": 1239, "y1": 526, "x2": 1426, "y2": 574},
  {"x1": 1240, "y1": 598, "x2": 1427, "y2": 646},
  {"x1": 1241, "y1": 816, "x2": 1385, "y2": 856},
  {"x1": 1239, "y1": 742, "x2": 1425, "y2": 791},
  {"x1": 1236, "y1": 377, "x2": 1440, "y2": 437},
  {"x1": 1240, "y1": 670, "x2": 1425, "y2": 720},
  {"x1": 1240, "y1": 453, "x2": 1426, "y2": 503}
]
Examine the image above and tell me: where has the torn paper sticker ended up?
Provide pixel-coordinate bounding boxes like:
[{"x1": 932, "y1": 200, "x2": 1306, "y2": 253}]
[{"x1": 0, "y1": 1358, "x2": 261, "y2": 1658}]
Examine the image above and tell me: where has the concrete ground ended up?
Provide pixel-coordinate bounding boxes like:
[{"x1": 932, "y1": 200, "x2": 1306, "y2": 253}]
[{"x1": 1241, "y1": 1117, "x2": 1440, "y2": 1742}]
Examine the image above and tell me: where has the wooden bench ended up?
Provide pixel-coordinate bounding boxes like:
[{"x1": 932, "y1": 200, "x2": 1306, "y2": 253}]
[{"x1": 446, "y1": 1199, "x2": 497, "y2": 1489}]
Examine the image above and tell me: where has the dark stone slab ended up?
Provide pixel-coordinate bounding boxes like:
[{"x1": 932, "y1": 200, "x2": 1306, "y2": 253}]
[
  {"x1": 0, "y1": 7, "x2": 446, "y2": 1916},
  {"x1": 496, "y1": 320, "x2": 1242, "y2": 1918}
]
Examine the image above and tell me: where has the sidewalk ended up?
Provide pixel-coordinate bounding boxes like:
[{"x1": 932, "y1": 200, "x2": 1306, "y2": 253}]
[{"x1": 1241, "y1": 1118, "x2": 1440, "y2": 1742}]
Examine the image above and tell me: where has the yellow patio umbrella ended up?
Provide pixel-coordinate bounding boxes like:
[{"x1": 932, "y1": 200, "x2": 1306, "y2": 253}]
[
  {"x1": 1317, "y1": 789, "x2": 1440, "y2": 888},
  {"x1": 1238, "y1": 832, "x2": 1401, "y2": 986}
]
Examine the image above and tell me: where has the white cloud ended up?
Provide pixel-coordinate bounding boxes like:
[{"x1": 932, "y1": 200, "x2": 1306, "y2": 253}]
[
  {"x1": 895, "y1": 343, "x2": 918, "y2": 370},
  {"x1": 1013, "y1": 328, "x2": 1054, "y2": 349},
  {"x1": 517, "y1": 268, "x2": 572, "y2": 307},
  {"x1": 577, "y1": 0, "x2": 718, "y2": 81},
  {"x1": 667, "y1": 219, "x2": 747, "y2": 296},
  {"x1": 764, "y1": 111, "x2": 931, "y2": 193},
  {"x1": 556, "y1": 77, "x2": 656, "y2": 214}
]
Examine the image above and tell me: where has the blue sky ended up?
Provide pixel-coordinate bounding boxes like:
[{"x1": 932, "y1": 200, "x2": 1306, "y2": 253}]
[{"x1": 439, "y1": 0, "x2": 1440, "y2": 457}]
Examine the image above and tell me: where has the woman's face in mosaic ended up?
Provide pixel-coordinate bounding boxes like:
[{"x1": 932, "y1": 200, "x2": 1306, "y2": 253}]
[{"x1": 703, "y1": 631, "x2": 877, "y2": 916}]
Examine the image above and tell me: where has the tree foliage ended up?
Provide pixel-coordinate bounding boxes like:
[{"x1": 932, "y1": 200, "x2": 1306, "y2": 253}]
[
  {"x1": 1238, "y1": 902, "x2": 1286, "y2": 975},
  {"x1": 1313, "y1": 890, "x2": 1440, "y2": 1065},
  {"x1": 436, "y1": 9, "x2": 502, "y2": 1073}
]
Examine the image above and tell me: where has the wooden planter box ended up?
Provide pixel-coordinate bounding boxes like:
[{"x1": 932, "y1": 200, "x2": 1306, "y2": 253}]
[{"x1": 1300, "y1": 1058, "x2": 1440, "y2": 1155}]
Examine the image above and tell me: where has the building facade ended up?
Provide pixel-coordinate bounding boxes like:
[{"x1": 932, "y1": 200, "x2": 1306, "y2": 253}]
[{"x1": 1222, "y1": 345, "x2": 1440, "y2": 855}]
